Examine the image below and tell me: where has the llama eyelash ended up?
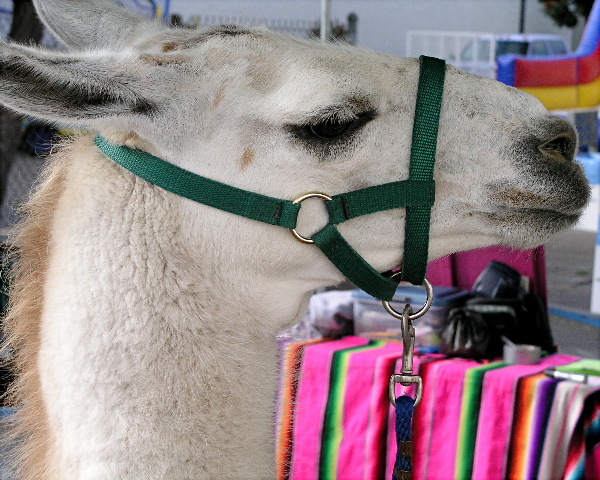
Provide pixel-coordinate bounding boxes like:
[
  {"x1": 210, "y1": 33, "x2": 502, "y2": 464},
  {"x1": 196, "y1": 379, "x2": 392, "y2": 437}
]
[{"x1": 285, "y1": 110, "x2": 376, "y2": 158}]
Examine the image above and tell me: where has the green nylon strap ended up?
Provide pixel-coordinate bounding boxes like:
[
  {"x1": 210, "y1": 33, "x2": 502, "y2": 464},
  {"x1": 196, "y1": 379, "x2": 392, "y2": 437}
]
[
  {"x1": 94, "y1": 136, "x2": 301, "y2": 229},
  {"x1": 325, "y1": 180, "x2": 434, "y2": 225},
  {"x1": 312, "y1": 224, "x2": 399, "y2": 301},
  {"x1": 94, "y1": 137, "x2": 435, "y2": 231},
  {"x1": 400, "y1": 56, "x2": 446, "y2": 285}
]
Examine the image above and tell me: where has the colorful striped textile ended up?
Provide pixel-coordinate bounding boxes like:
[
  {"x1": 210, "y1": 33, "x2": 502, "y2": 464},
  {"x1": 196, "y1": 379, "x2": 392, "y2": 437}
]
[
  {"x1": 472, "y1": 354, "x2": 580, "y2": 480},
  {"x1": 564, "y1": 391, "x2": 600, "y2": 480},
  {"x1": 277, "y1": 338, "x2": 329, "y2": 480},
  {"x1": 288, "y1": 336, "x2": 369, "y2": 480},
  {"x1": 538, "y1": 382, "x2": 600, "y2": 480},
  {"x1": 277, "y1": 337, "x2": 600, "y2": 480},
  {"x1": 454, "y1": 360, "x2": 505, "y2": 478}
]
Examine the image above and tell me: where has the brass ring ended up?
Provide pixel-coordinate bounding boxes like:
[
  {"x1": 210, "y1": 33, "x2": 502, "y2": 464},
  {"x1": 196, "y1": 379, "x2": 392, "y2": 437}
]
[
  {"x1": 290, "y1": 192, "x2": 333, "y2": 244},
  {"x1": 382, "y1": 275, "x2": 433, "y2": 321}
]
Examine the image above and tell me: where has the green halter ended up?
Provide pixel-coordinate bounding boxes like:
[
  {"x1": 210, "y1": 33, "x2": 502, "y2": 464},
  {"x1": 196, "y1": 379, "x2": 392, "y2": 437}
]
[{"x1": 94, "y1": 56, "x2": 445, "y2": 302}]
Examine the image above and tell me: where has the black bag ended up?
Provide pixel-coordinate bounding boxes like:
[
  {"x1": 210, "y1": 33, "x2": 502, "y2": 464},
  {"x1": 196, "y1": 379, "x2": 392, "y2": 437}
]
[
  {"x1": 471, "y1": 260, "x2": 523, "y2": 299},
  {"x1": 440, "y1": 261, "x2": 556, "y2": 359},
  {"x1": 441, "y1": 298, "x2": 520, "y2": 358}
]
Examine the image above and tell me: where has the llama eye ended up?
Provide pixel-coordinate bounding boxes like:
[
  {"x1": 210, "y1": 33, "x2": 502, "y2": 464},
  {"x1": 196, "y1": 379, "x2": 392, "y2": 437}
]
[
  {"x1": 305, "y1": 111, "x2": 376, "y2": 141},
  {"x1": 286, "y1": 110, "x2": 376, "y2": 156},
  {"x1": 309, "y1": 118, "x2": 355, "y2": 139}
]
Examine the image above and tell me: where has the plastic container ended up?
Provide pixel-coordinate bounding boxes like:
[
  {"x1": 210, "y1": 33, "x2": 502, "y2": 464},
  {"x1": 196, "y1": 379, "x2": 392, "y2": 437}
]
[
  {"x1": 352, "y1": 286, "x2": 470, "y2": 345},
  {"x1": 503, "y1": 344, "x2": 541, "y2": 365}
]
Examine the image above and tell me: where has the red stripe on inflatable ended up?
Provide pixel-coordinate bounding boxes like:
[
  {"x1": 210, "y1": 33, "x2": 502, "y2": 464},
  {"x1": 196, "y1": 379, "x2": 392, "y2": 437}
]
[
  {"x1": 514, "y1": 57, "x2": 577, "y2": 87},
  {"x1": 578, "y1": 43, "x2": 600, "y2": 84}
]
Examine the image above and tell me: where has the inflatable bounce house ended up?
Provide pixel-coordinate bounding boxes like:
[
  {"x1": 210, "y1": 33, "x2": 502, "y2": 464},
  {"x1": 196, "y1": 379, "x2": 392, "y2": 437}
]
[{"x1": 498, "y1": 0, "x2": 600, "y2": 110}]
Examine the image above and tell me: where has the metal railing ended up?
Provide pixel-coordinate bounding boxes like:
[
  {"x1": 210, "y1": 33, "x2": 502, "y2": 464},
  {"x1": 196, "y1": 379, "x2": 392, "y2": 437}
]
[
  {"x1": 191, "y1": 14, "x2": 321, "y2": 40},
  {"x1": 407, "y1": 30, "x2": 497, "y2": 79},
  {"x1": 188, "y1": 13, "x2": 356, "y2": 44}
]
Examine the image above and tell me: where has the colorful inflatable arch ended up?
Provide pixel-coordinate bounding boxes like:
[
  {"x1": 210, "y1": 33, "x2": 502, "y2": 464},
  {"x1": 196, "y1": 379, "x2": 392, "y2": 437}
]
[{"x1": 497, "y1": 0, "x2": 600, "y2": 110}]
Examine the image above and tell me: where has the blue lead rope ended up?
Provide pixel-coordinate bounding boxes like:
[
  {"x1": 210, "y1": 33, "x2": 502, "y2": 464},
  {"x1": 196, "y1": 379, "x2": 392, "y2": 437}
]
[
  {"x1": 389, "y1": 304, "x2": 423, "y2": 480},
  {"x1": 393, "y1": 396, "x2": 415, "y2": 480}
]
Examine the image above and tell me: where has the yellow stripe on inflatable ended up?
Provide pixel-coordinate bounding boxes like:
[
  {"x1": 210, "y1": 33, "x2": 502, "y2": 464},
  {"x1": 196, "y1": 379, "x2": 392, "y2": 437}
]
[
  {"x1": 518, "y1": 85, "x2": 578, "y2": 110},
  {"x1": 518, "y1": 76, "x2": 600, "y2": 110},
  {"x1": 578, "y1": 76, "x2": 600, "y2": 107}
]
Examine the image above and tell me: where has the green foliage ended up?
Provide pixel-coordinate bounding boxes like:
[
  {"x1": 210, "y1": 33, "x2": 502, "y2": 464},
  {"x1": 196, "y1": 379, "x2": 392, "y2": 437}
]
[{"x1": 538, "y1": 0, "x2": 594, "y2": 28}]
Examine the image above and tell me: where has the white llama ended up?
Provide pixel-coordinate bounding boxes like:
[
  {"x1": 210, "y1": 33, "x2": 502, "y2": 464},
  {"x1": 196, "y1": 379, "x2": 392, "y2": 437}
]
[{"x1": 0, "y1": 0, "x2": 589, "y2": 479}]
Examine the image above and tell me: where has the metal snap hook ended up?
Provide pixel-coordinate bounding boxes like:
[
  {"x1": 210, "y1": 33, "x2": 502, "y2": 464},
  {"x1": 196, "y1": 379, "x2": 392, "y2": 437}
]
[
  {"x1": 389, "y1": 374, "x2": 423, "y2": 407},
  {"x1": 389, "y1": 305, "x2": 423, "y2": 407},
  {"x1": 382, "y1": 274, "x2": 433, "y2": 321},
  {"x1": 400, "y1": 305, "x2": 416, "y2": 376},
  {"x1": 289, "y1": 192, "x2": 332, "y2": 244}
]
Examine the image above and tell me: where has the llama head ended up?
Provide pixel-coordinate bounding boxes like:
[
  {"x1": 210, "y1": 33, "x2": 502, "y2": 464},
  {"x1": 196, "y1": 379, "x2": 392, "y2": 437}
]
[{"x1": 0, "y1": 0, "x2": 589, "y2": 289}]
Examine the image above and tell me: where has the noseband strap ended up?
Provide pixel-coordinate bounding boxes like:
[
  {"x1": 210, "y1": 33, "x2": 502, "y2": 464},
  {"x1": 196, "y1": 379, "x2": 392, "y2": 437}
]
[{"x1": 94, "y1": 56, "x2": 445, "y2": 301}]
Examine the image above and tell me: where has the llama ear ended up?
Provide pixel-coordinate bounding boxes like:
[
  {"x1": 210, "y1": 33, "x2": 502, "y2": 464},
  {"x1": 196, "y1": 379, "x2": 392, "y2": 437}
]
[
  {"x1": 0, "y1": 43, "x2": 156, "y2": 124},
  {"x1": 32, "y1": 0, "x2": 167, "y2": 50}
]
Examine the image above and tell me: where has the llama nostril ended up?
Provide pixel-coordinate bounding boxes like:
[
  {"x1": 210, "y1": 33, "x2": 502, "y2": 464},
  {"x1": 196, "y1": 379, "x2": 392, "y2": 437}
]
[{"x1": 539, "y1": 134, "x2": 576, "y2": 162}]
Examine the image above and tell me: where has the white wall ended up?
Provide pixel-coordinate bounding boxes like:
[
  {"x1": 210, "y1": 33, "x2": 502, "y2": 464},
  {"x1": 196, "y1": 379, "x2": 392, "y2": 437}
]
[{"x1": 168, "y1": 0, "x2": 584, "y2": 56}]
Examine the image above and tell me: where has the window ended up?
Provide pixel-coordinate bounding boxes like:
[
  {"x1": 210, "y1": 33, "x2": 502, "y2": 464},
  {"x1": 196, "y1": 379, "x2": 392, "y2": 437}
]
[
  {"x1": 461, "y1": 39, "x2": 491, "y2": 62},
  {"x1": 530, "y1": 41, "x2": 549, "y2": 56},
  {"x1": 496, "y1": 41, "x2": 528, "y2": 57},
  {"x1": 548, "y1": 40, "x2": 568, "y2": 55}
]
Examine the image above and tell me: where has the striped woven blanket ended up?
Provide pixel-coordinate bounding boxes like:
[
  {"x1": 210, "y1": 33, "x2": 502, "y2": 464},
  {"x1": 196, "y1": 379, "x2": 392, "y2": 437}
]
[{"x1": 276, "y1": 337, "x2": 600, "y2": 480}]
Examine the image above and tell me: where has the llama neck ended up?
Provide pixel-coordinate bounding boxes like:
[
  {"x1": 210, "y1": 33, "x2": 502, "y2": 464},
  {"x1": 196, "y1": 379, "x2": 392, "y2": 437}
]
[{"x1": 38, "y1": 138, "x2": 313, "y2": 479}]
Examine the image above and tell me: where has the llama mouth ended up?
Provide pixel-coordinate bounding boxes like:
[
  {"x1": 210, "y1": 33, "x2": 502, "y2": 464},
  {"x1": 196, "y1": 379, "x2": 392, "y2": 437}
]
[
  {"x1": 486, "y1": 174, "x2": 590, "y2": 223},
  {"x1": 491, "y1": 205, "x2": 582, "y2": 226},
  {"x1": 484, "y1": 206, "x2": 583, "y2": 248}
]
